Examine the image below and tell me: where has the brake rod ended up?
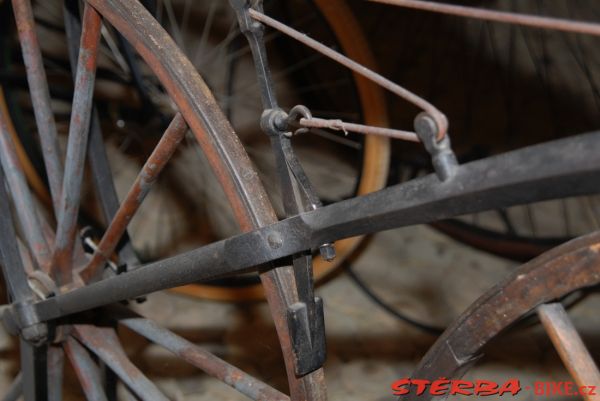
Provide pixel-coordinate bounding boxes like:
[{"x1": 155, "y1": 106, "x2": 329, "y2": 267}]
[
  {"x1": 27, "y1": 131, "x2": 600, "y2": 324},
  {"x1": 368, "y1": 0, "x2": 600, "y2": 37}
]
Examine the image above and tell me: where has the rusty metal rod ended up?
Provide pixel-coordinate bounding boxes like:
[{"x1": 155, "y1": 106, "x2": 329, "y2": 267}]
[
  {"x1": 52, "y1": 4, "x2": 102, "y2": 285},
  {"x1": 80, "y1": 113, "x2": 187, "y2": 282},
  {"x1": 0, "y1": 86, "x2": 51, "y2": 206},
  {"x1": 248, "y1": 8, "x2": 448, "y2": 141},
  {"x1": 73, "y1": 325, "x2": 170, "y2": 401},
  {"x1": 299, "y1": 117, "x2": 419, "y2": 142},
  {"x1": 369, "y1": 0, "x2": 600, "y2": 37},
  {"x1": 11, "y1": 0, "x2": 64, "y2": 213},
  {"x1": 537, "y1": 303, "x2": 600, "y2": 401},
  {"x1": 0, "y1": 102, "x2": 51, "y2": 270},
  {"x1": 64, "y1": 337, "x2": 109, "y2": 401},
  {"x1": 116, "y1": 309, "x2": 290, "y2": 401}
]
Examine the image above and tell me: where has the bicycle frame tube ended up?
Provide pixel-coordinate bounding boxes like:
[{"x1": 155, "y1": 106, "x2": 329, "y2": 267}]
[{"x1": 26, "y1": 131, "x2": 600, "y2": 323}]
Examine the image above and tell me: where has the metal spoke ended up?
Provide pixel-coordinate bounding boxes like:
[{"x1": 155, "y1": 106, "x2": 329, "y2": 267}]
[
  {"x1": 47, "y1": 345, "x2": 64, "y2": 401},
  {"x1": 63, "y1": 0, "x2": 140, "y2": 271},
  {"x1": 11, "y1": 0, "x2": 63, "y2": 212},
  {"x1": 191, "y1": 0, "x2": 218, "y2": 65},
  {"x1": 64, "y1": 337, "x2": 108, "y2": 401},
  {"x1": 52, "y1": 4, "x2": 102, "y2": 284},
  {"x1": 115, "y1": 308, "x2": 289, "y2": 401},
  {"x1": 80, "y1": 113, "x2": 187, "y2": 282},
  {"x1": 369, "y1": 0, "x2": 600, "y2": 36},
  {"x1": 0, "y1": 87, "x2": 50, "y2": 205},
  {"x1": 0, "y1": 107, "x2": 50, "y2": 272},
  {"x1": 73, "y1": 325, "x2": 169, "y2": 401},
  {"x1": 0, "y1": 173, "x2": 35, "y2": 301},
  {"x1": 537, "y1": 303, "x2": 600, "y2": 401}
]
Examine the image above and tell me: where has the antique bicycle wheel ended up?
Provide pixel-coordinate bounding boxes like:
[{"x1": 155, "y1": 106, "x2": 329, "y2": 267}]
[
  {"x1": 1, "y1": 0, "x2": 390, "y2": 301},
  {"x1": 0, "y1": 0, "x2": 326, "y2": 399},
  {"x1": 399, "y1": 230, "x2": 600, "y2": 400}
]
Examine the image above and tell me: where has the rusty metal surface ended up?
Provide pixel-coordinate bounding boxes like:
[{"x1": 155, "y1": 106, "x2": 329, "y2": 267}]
[
  {"x1": 52, "y1": 4, "x2": 102, "y2": 285},
  {"x1": 10, "y1": 0, "x2": 64, "y2": 212},
  {"x1": 403, "y1": 230, "x2": 600, "y2": 401},
  {"x1": 0, "y1": 101, "x2": 50, "y2": 271},
  {"x1": 537, "y1": 303, "x2": 600, "y2": 401},
  {"x1": 85, "y1": 0, "x2": 326, "y2": 399},
  {"x1": 80, "y1": 113, "x2": 187, "y2": 282},
  {"x1": 299, "y1": 117, "x2": 419, "y2": 142},
  {"x1": 248, "y1": 8, "x2": 447, "y2": 141},
  {"x1": 73, "y1": 325, "x2": 169, "y2": 401},
  {"x1": 64, "y1": 337, "x2": 109, "y2": 401},
  {"x1": 369, "y1": 0, "x2": 600, "y2": 37},
  {"x1": 115, "y1": 308, "x2": 289, "y2": 401}
]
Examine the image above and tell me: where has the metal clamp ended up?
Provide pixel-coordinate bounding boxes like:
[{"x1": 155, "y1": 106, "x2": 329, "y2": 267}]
[
  {"x1": 2, "y1": 301, "x2": 47, "y2": 345},
  {"x1": 414, "y1": 112, "x2": 458, "y2": 181},
  {"x1": 233, "y1": 0, "x2": 329, "y2": 374},
  {"x1": 260, "y1": 107, "x2": 330, "y2": 375}
]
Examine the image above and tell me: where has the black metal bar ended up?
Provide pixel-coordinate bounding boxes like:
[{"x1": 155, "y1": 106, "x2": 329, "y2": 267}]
[
  {"x1": 30, "y1": 131, "x2": 600, "y2": 322},
  {"x1": 229, "y1": 0, "x2": 278, "y2": 110},
  {"x1": 20, "y1": 341, "x2": 47, "y2": 401}
]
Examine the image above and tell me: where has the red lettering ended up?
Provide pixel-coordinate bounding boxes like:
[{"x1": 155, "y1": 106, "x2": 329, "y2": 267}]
[
  {"x1": 550, "y1": 382, "x2": 564, "y2": 395},
  {"x1": 497, "y1": 379, "x2": 521, "y2": 396},
  {"x1": 412, "y1": 379, "x2": 430, "y2": 395},
  {"x1": 475, "y1": 380, "x2": 498, "y2": 396},
  {"x1": 564, "y1": 382, "x2": 574, "y2": 396},
  {"x1": 391, "y1": 378, "x2": 410, "y2": 396},
  {"x1": 534, "y1": 382, "x2": 545, "y2": 395},
  {"x1": 450, "y1": 380, "x2": 474, "y2": 396},
  {"x1": 430, "y1": 378, "x2": 449, "y2": 396}
]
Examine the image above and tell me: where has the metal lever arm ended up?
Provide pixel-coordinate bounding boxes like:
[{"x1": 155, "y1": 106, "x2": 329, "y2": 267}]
[{"x1": 230, "y1": 0, "x2": 327, "y2": 376}]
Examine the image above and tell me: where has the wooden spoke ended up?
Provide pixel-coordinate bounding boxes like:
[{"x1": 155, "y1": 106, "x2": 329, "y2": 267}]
[{"x1": 537, "y1": 303, "x2": 600, "y2": 401}]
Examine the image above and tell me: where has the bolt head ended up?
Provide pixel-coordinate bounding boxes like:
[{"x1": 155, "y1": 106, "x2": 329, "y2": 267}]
[
  {"x1": 319, "y1": 244, "x2": 336, "y2": 262},
  {"x1": 267, "y1": 232, "x2": 283, "y2": 249},
  {"x1": 22, "y1": 323, "x2": 48, "y2": 346}
]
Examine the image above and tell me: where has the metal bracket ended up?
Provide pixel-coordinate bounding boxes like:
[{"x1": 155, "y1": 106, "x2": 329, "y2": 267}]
[
  {"x1": 231, "y1": 0, "x2": 329, "y2": 375},
  {"x1": 414, "y1": 112, "x2": 458, "y2": 181},
  {"x1": 261, "y1": 107, "x2": 330, "y2": 375},
  {"x1": 2, "y1": 301, "x2": 47, "y2": 345}
]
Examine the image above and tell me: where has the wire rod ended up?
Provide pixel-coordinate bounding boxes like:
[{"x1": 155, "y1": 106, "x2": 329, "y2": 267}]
[
  {"x1": 369, "y1": 0, "x2": 600, "y2": 37},
  {"x1": 248, "y1": 8, "x2": 448, "y2": 140},
  {"x1": 299, "y1": 117, "x2": 420, "y2": 142}
]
